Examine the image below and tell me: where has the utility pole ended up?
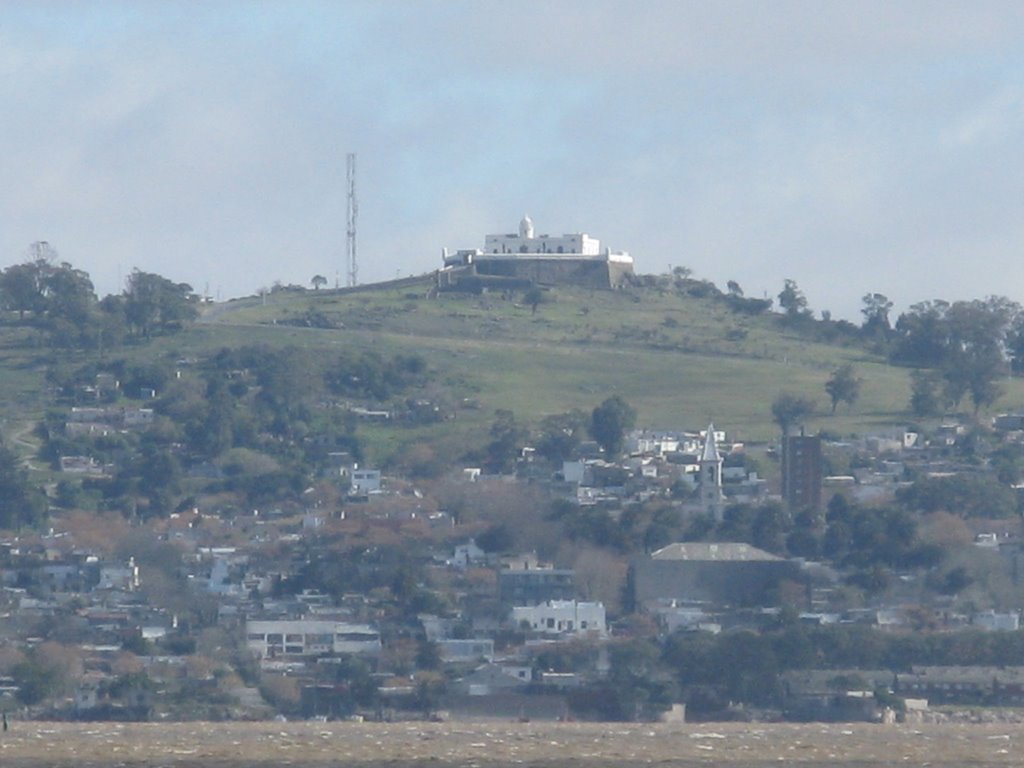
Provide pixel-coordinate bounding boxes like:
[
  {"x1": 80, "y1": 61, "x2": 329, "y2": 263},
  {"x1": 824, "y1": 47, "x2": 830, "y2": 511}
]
[{"x1": 346, "y1": 153, "x2": 358, "y2": 287}]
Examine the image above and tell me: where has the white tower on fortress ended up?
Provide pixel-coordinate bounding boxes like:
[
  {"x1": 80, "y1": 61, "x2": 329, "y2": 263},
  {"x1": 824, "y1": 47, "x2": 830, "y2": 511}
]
[{"x1": 519, "y1": 214, "x2": 535, "y2": 239}]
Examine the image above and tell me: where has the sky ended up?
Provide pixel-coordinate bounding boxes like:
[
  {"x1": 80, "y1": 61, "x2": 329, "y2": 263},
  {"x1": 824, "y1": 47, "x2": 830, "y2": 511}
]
[{"x1": 2, "y1": 1, "x2": 1024, "y2": 319}]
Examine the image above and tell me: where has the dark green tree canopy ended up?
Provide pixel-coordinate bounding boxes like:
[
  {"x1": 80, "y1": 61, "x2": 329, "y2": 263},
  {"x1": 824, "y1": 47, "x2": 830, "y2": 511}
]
[
  {"x1": 590, "y1": 395, "x2": 637, "y2": 457},
  {"x1": 777, "y1": 279, "x2": 810, "y2": 321},
  {"x1": 0, "y1": 444, "x2": 47, "y2": 530},
  {"x1": 860, "y1": 292, "x2": 893, "y2": 336},
  {"x1": 909, "y1": 369, "x2": 943, "y2": 417},
  {"x1": 825, "y1": 364, "x2": 861, "y2": 414},
  {"x1": 771, "y1": 392, "x2": 815, "y2": 436},
  {"x1": 485, "y1": 409, "x2": 527, "y2": 474},
  {"x1": 523, "y1": 286, "x2": 546, "y2": 315},
  {"x1": 892, "y1": 296, "x2": 1016, "y2": 414},
  {"x1": 124, "y1": 269, "x2": 199, "y2": 338}
]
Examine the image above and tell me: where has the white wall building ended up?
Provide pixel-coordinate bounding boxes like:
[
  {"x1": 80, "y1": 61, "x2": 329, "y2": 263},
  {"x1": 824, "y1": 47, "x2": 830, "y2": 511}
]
[
  {"x1": 485, "y1": 216, "x2": 603, "y2": 256},
  {"x1": 351, "y1": 468, "x2": 381, "y2": 495},
  {"x1": 511, "y1": 600, "x2": 607, "y2": 636},
  {"x1": 444, "y1": 216, "x2": 632, "y2": 266},
  {"x1": 974, "y1": 610, "x2": 1020, "y2": 631},
  {"x1": 246, "y1": 619, "x2": 381, "y2": 658}
]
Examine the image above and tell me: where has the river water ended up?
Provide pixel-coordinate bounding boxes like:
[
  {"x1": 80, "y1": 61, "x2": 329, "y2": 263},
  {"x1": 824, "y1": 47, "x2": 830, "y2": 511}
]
[{"x1": 0, "y1": 720, "x2": 1016, "y2": 766}]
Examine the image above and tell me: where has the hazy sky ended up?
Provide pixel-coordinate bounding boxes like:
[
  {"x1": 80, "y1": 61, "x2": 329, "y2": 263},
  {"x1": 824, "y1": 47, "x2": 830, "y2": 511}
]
[{"x1": 3, "y1": 1, "x2": 1024, "y2": 319}]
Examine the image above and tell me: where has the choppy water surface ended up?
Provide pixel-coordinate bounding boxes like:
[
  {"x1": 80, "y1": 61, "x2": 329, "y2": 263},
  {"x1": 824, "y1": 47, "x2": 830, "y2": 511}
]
[{"x1": 0, "y1": 721, "x2": 1016, "y2": 767}]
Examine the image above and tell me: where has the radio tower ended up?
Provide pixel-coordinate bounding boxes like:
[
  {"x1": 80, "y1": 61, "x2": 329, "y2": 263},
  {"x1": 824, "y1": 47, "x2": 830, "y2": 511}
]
[{"x1": 346, "y1": 153, "x2": 358, "y2": 287}]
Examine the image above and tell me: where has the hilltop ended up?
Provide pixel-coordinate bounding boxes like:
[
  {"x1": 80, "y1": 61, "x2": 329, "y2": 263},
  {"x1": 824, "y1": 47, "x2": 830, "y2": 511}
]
[
  {"x1": 4, "y1": 269, "x2": 1023, "y2": 473},
  {"x1": 193, "y1": 276, "x2": 924, "y2": 461}
]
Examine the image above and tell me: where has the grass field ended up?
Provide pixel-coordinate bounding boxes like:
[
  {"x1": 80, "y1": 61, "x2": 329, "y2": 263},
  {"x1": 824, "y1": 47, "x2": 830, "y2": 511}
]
[
  {"x1": 3, "y1": 278, "x2": 1023, "y2": 466},
  {"x1": 194, "y1": 280, "x2": 1024, "y2": 460}
]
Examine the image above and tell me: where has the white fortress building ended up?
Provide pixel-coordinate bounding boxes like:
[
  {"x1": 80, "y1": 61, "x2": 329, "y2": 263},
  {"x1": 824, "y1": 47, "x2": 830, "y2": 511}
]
[{"x1": 439, "y1": 216, "x2": 634, "y2": 290}]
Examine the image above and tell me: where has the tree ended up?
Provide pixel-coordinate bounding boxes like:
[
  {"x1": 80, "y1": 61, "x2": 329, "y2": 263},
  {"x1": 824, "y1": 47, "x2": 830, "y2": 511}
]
[
  {"x1": 892, "y1": 297, "x2": 1014, "y2": 414},
  {"x1": 824, "y1": 364, "x2": 861, "y2": 414},
  {"x1": 535, "y1": 410, "x2": 587, "y2": 463},
  {"x1": 897, "y1": 474, "x2": 1018, "y2": 519},
  {"x1": 523, "y1": 286, "x2": 545, "y2": 315},
  {"x1": 590, "y1": 395, "x2": 636, "y2": 457},
  {"x1": 944, "y1": 298, "x2": 1013, "y2": 414},
  {"x1": 726, "y1": 280, "x2": 743, "y2": 297},
  {"x1": 42, "y1": 262, "x2": 100, "y2": 348},
  {"x1": 485, "y1": 410, "x2": 527, "y2": 474},
  {"x1": 860, "y1": 293, "x2": 893, "y2": 338},
  {"x1": 752, "y1": 501, "x2": 791, "y2": 554},
  {"x1": 0, "y1": 259, "x2": 48, "y2": 320},
  {"x1": 771, "y1": 393, "x2": 815, "y2": 436},
  {"x1": 124, "y1": 270, "x2": 199, "y2": 338},
  {"x1": 0, "y1": 444, "x2": 47, "y2": 530},
  {"x1": 892, "y1": 300, "x2": 950, "y2": 367},
  {"x1": 909, "y1": 370, "x2": 943, "y2": 417},
  {"x1": 777, "y1": 279, "x2": 809, "y2": 321},
  {"x1": 311, "y1": 274, "x2": 327, "y2": 290},
  {"x1": 1006, "y1": 313, "x2": 1024, "y2": 374},
  {"x1": 570, "y1": 639, "x2": 675, "y2": 721}
]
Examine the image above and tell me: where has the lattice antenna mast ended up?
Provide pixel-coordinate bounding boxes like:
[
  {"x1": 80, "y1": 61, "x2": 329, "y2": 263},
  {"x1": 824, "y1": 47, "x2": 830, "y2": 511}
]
[{"x1": 346, "y1": 153, "x2": 358, "y2": 287}]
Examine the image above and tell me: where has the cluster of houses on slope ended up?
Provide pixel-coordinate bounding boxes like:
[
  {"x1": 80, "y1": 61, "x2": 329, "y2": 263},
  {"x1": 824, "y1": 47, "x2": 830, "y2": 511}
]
[
  {"x1": 24, "y1": 397, "x2": 1024, "y2": 721},
  {"x1": 555, "y1": 415, "x2": 1024, "y2": 533},
  {"x1": 2, "y1": 489, "x2": 1024, "y2": 722},
  {"x1": 239, "y1": 545, "x2": 610, "y2": 720}
]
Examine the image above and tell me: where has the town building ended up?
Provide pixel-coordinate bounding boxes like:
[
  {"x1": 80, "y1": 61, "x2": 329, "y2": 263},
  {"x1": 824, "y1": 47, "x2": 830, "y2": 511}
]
[
  {"x1": 511, "y1": 600, "x2": 607, "y2": 636},
  {"x1": 631, "y1": 542, "x2": 801, "y2": 608},
  {"x1": 782, "y1": 432, "x2": 823, "y2": 511},
  {"x1": 498, "y1": 563, "x2": 575, "y2": 606},
  {"x1": 245, "y1": 619, "x2": 381, "y2": 659}
]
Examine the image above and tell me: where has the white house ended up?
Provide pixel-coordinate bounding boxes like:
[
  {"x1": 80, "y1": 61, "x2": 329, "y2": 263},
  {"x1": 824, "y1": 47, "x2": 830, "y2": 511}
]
[
  {"x1": 511, "y1": 600, "x2": 606, "y2": 636},
  {"x1": 451, "y1": 539, "x2": 486, "y2": 569},
  {"x1": 245, "y1": 619, "x2": 381, "y2": 658},
  {"x1": 350, "y1": 468, "x2": 381, "y2": 495}
]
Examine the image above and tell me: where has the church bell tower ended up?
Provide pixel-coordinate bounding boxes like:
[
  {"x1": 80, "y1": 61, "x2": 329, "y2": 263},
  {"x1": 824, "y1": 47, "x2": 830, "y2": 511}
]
[{"x1": 699, "y1": 424, "x2": 726, "y2": 521}]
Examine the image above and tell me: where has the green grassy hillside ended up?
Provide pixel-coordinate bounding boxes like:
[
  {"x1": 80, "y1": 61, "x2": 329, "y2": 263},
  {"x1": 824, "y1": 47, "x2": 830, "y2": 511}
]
[
  {"x1": 5, "y1": 277, "x2": 1021, "y2": 469},
  {"x1": 190, "y1": 279, "x2": 1012, "y2": 460}
]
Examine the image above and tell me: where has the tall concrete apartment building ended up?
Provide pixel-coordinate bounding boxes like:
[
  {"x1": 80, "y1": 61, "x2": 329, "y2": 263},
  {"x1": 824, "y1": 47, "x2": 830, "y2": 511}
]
[{"x1": 781, "y1": 432, "x2": 823, "y2": 511}]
